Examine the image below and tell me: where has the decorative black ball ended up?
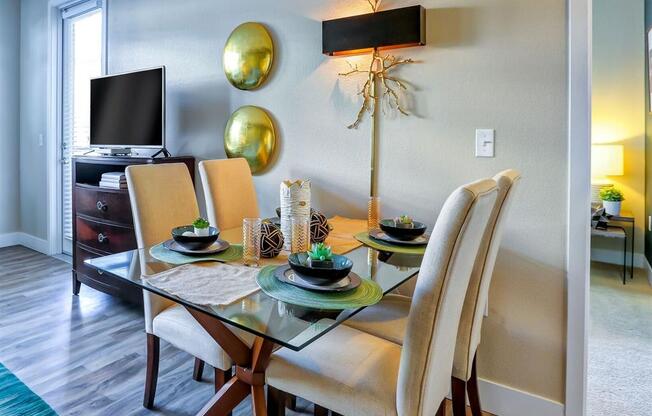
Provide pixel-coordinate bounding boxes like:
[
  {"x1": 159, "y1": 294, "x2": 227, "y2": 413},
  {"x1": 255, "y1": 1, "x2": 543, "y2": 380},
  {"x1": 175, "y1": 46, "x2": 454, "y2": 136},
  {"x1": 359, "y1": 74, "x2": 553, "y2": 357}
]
[
  {"x1": 310, "y1": 209, "x2": 330, "y2": 243},
  {"x1": 260, "y1": 221, "x2": 284, "y2": 258}
]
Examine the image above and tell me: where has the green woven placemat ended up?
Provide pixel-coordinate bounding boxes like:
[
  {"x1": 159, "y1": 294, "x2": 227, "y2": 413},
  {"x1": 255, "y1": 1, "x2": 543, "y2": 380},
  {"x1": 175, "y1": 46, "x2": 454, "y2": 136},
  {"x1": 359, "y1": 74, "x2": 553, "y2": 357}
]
[
  {"x1": 149, "y1": 243, "x2": 243, "y2": 265},
  {"x1": 354, "y1": 232, "x2": 427, "y2": 255},
  {"x1": 256, "y1": 266, "x2": 383, "y2": 310}
]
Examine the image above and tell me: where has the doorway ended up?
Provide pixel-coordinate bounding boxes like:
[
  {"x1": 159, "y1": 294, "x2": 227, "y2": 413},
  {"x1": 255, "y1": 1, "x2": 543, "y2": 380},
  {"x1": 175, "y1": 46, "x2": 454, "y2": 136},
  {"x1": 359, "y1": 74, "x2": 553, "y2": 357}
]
[{"x1": 59, "y1": 1, "x2": 104, "y2": 254}]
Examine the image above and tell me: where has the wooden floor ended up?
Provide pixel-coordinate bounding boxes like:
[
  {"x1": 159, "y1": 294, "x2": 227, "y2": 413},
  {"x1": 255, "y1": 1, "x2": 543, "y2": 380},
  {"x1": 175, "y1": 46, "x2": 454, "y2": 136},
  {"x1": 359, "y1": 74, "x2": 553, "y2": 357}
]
[{"x1": 0, "y1": 246, "x2": 490, "y2": 416}]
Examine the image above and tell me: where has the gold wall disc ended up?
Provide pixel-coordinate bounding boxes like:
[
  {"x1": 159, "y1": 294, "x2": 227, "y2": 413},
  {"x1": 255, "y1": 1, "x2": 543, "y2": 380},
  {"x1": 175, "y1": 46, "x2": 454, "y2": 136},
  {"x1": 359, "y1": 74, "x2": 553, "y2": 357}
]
[
  {"x1": 224, "y1": 106, "x2": 276, "y2": 174},
  {"x1": 223, "y1": 22, "x2": 274, "y2": 90}
]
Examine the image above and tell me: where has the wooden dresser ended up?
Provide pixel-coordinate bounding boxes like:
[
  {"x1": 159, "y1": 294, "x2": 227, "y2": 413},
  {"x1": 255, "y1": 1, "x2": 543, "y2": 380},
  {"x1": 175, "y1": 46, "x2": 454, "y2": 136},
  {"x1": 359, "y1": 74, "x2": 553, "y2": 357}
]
[{"x1": 72, "y1": 155, "x2": 195, "y2": 304}]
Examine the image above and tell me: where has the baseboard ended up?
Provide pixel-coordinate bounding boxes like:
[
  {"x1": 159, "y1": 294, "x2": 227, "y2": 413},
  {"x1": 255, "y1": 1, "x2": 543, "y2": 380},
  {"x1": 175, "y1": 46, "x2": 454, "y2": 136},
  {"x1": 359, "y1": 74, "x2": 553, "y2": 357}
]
[
  {"x1": 0, "y1": 232, "x2": 50, "y2": 255},
  {"x1": 477, "y1": 378, "x2": 564, "y2": 416},
  {"x1": 447, "y1": 378, "x2": 565, "y2": 416},
  {"x1": 644, "y1": 256, "x2": 652, "y2": 287},
  {"x1": 0, "y1": 232, "x2": 21, "y2": 248}
]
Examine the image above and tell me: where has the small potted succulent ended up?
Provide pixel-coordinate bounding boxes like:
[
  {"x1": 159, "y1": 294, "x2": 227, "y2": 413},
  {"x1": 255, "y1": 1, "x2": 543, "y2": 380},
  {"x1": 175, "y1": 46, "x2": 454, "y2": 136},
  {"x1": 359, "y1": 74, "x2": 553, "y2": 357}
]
[
  {"x1": 307, "y1": 242, "x2": 333, "y2": 268},
  {"x1": 600, "y1": 188, "x2": 624, "y2": 216},
  {"x1": 193, "y1": 217, "x2": 210, "y2": 236},
  {"x1": 394, "y1": 215, "x2": 415, "y2": 228}
]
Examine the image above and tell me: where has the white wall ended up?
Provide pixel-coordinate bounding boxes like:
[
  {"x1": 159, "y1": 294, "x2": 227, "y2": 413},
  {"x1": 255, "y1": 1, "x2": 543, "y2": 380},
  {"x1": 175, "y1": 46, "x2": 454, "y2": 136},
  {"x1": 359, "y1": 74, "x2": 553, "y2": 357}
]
[
  {"x1": 20, "y1": 0, "x2": 49, "y2": 240},
  {"x1": 20, "y1": 0, "x2": 567, "y2": 404},
  {"x1": 591, "y1": 0, "x2": 646, "y2": 263},
  {"x1": 0, "y1": 0, "x2": 21, "y2": 236}
]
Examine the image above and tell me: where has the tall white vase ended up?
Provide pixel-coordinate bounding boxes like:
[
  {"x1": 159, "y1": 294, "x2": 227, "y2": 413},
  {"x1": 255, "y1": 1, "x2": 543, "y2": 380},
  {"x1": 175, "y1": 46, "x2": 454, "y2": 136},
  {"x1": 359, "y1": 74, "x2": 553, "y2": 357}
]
[{"x1": 280, "y1": 180, "x2": 311, "y2": 251}]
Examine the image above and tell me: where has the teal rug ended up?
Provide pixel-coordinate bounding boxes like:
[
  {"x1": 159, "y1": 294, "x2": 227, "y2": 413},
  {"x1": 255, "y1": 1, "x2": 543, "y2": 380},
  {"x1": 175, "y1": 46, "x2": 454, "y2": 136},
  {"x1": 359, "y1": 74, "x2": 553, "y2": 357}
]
[{"x1": 0, "y1": 363, "x2": 57, "y2": 416}]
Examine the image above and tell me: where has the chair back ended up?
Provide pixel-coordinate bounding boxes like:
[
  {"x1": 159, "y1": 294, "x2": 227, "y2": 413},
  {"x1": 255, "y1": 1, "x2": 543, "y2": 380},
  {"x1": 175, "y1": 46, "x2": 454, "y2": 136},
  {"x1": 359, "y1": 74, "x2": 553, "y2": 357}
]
[
  {"x1": 126, "y1": 163, "x2": 199, "y2": 333},
  {"x1": 452, "y1": 169, "x2": 521, "y2": 381},
  {"x1": 397, "y1": 179, "x2": 498, "y2": 416},
  {"x1": 199, "y1": 158, "x2": 259, "y2": 230}
]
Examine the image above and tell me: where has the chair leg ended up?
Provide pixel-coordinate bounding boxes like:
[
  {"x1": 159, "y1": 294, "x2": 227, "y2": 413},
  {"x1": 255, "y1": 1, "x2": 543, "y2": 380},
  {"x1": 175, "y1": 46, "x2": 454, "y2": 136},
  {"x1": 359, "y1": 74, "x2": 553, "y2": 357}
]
[
  {"x1": 451, "y1": 376, "x2": 467, "y2": 416},
  {"x1": 467, "y1": 355, "x2": 483, "y2": 416},
  {"x1": 193, "y1": 358, "x2": 205, "y2": 381},
  {"x1": 267, "y1": 386, "x2": 286, "y2": 416},
  {"x1": 143, "y1": 334, "x2": 160, "y2": 409},
  {"x1": 72, "y1": 272, "x2": 81, "y2": 295},
  {"x1": 436, "y1": 399, "x2": 446, "y2": 416},
  {"x1": 214, "y1": 366, "x2": 232, "y2": 393},
  {"x1": 623, "y1": 234, "x2": 627, "y2": 285},
  {"x1": 314, "y1": 404, "x2": 329, "y2": 416}
]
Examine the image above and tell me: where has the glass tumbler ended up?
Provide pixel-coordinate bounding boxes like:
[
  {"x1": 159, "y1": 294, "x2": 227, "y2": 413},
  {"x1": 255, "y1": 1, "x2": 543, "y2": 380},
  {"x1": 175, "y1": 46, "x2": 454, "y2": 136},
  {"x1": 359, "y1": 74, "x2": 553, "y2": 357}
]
[
  {"x1": 243, "y1": 218, "x2": 262, "y2": 266},
  {"x1": 367, "y1": 196, "x2": 381, "y2": 231},
  {"x1": 291, "y1": 217, "x2": 311, "y2": 254}
]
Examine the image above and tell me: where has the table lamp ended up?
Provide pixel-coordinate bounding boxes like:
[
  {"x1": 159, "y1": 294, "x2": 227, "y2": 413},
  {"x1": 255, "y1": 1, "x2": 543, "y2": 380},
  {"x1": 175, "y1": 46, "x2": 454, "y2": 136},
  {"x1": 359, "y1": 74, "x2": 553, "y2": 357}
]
[{"x1": 591, "y1": 144, "x2": 624, "y2": 204}]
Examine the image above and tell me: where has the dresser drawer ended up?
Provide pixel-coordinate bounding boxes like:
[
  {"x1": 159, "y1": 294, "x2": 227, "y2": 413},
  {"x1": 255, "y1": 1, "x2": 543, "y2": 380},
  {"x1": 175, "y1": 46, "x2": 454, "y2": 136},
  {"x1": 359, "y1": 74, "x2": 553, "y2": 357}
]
[
  {"x1": 74, "y1": 244, "x2": 143, "y2": 305},
  {"x1": 75, "y1": 185, "x2": 133, "y2": 224},
  {"x1": 76, "y1": 216, "x2": 136, "y2": 253}
]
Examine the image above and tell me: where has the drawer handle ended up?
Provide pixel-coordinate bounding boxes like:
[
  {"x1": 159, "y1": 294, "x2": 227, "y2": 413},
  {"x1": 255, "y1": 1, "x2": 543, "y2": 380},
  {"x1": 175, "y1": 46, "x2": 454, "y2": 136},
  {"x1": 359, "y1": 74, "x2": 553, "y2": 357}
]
[
  {"x1": 97, "y1": 233, "x2": 109, "y2": 244},
  {"x1": 96, "y1": 201, "x2": 108, "y2": 212}
]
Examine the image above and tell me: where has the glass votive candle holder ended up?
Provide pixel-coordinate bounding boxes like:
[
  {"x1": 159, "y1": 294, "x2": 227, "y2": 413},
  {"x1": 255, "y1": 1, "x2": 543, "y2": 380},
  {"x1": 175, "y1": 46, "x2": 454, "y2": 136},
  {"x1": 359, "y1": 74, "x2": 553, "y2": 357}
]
[
  {"x1": 368, "y1": 196, "x2": 381, "y2": 231},
  {"x1": 291, "y1": 217, "x2": 311, "y2": 254},
  {"x1": 243, "y1": 218, "x2": 262, "y2": 266}
]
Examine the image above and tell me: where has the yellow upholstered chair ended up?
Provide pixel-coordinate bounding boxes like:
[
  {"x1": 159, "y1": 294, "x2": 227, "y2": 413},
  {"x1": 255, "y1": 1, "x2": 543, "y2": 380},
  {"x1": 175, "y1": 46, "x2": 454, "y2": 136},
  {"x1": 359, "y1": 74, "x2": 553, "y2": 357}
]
[
  {"x1": 126, "y1": 163, "x2": 240, "y2": 409},
  {"x1": 266, "y1": 178, "x2": 498, "y2": 416},
  {"x1": 199, "y1": 158, "x2": 259, "y2": 231},
  {"x1": 343, "y1": 169, "x2": 521, "y2": 416}
]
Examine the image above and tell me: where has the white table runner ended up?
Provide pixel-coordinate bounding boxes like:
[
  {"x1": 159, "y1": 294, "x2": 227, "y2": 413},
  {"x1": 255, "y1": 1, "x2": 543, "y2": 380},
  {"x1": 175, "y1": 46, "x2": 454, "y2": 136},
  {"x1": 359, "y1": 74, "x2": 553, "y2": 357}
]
[{"x1": 142, "y1": 263, "x2": 260, "y2": 306}]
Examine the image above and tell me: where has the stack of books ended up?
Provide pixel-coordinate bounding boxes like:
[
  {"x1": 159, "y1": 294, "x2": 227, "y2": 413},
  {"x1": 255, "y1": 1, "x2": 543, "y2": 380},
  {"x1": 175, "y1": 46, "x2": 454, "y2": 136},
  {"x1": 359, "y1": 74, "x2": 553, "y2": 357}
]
[{"x1": 99, "y1": 172, "x2": 127, "y2": 190}]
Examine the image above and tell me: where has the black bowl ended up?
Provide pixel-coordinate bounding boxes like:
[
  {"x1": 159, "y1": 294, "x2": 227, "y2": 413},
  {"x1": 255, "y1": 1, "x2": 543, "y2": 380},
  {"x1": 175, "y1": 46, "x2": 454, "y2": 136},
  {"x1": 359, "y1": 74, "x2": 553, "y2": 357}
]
[
  {"x1": 171, "y1": 226, "x2": 220, "y2": 250},
  {"x1": 379, "y1": 219, "x2": 427, "y2": 241},
  {"x1": 288, "y1": 253, "x2": 353, "y2": 286}
]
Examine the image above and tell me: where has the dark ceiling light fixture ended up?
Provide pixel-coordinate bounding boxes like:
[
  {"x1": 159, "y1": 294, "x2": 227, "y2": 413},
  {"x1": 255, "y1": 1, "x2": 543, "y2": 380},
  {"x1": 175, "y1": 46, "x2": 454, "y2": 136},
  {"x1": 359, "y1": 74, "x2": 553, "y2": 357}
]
[{"x1": 321, "y1": 3, "x2": 426, "y2": 200}]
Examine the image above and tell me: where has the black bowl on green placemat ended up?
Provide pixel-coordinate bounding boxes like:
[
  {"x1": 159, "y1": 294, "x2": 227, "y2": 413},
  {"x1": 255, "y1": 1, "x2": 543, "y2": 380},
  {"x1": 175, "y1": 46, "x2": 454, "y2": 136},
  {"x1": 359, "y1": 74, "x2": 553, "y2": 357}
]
[
  {"x1": 379, "y1": 219, "x2": 427, "y2": 241},
  {"x1": 288, "y1": 252, "x2": 353, "y2": 286},
  {"x1": 171, "y1": 226, "x2": 220, "y2": 250}
]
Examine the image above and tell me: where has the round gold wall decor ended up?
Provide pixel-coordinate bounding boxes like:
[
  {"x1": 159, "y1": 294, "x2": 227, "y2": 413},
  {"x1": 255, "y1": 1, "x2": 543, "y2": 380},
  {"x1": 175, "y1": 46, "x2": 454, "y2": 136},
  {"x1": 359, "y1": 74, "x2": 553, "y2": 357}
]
[
  {"x1": 223, "y1": 22, "x2": 274, "y2": 90},
  {"x1": 224, "y1": 106, "x2": 276, "y2": 174}
]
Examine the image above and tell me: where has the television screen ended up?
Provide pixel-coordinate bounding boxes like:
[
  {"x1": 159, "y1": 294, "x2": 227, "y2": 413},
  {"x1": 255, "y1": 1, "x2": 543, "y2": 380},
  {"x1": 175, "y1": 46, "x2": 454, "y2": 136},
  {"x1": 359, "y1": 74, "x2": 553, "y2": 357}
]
[{"x1": 90, "y1": 67, "x2": 165, "y2": 148}]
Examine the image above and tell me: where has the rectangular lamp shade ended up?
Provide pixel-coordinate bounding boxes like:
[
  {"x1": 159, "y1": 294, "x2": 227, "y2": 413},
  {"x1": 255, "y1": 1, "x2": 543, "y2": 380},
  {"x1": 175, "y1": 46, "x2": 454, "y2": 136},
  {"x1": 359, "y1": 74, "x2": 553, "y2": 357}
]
[
  {"x1": 591, "y1": 144, "x2": 624, "y2": 177},
  {"x1": 322, "y1": 5, "x2": 426, "y2": 56}
]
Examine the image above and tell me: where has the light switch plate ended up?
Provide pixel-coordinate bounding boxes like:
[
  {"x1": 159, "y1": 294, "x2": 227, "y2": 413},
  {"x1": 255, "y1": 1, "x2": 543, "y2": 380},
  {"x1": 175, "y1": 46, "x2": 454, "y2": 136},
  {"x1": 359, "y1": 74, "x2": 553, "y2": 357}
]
[{"x1": 475, "y1": 129, "x2": 495, "y2": 158}]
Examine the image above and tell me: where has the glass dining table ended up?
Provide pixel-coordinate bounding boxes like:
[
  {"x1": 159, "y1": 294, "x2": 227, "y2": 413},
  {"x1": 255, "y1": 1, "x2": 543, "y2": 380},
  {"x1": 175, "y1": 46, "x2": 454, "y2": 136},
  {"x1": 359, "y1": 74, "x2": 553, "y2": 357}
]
[{"x1": 85, "y1": 233, "x2": 422, "y2": 416}]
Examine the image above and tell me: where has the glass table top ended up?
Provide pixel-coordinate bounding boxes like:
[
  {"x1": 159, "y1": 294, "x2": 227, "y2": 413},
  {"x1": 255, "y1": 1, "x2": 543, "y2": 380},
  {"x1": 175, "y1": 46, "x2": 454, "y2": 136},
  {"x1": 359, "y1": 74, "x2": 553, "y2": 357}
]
[{"x1": 86, "y1": 245, "x2": 421, "y2": 351}]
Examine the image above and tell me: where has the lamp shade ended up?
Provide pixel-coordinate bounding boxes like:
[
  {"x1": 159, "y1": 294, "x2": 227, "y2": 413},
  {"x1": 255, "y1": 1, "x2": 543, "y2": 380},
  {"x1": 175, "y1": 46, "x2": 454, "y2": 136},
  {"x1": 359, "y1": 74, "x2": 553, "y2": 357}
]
[
  {"x1": 322, "y1": 5, "x2": 426, "y2": 56},
  {"x1": 591, "y1": 144, "x2": 624, "y2": 177}
]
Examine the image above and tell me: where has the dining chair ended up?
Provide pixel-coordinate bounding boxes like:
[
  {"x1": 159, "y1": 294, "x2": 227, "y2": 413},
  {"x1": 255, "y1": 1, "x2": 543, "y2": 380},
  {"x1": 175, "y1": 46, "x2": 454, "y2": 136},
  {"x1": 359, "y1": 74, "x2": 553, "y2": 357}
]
[
  {"x1": 266, "y1": 178, "x2": 499, "y2": 416},
  {"x1": 198, "y1": 158, "x2": 260, "y2": 230},
  {"x1": 342, "y1": 169, "x2": 521, "y2": 416},
  {"x1": 126, "y1": 163, "x2": 248, "y2": 409}
]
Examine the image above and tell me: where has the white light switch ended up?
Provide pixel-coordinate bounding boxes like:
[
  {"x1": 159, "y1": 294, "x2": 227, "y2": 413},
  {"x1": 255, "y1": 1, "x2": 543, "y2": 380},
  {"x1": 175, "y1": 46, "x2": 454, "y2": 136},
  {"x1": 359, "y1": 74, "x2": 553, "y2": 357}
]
[
  {"x1": 38, "y1": 134, "x2": 44, "y2": 147},
  {"x1": 475, "y1": 129, "x2": 495, "y2": 158}
]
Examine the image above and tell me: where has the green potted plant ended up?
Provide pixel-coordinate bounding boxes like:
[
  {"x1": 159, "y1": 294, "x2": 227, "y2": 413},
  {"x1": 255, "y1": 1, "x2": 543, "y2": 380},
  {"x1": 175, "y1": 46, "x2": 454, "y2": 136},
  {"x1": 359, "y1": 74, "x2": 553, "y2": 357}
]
[
  {"x1": 599, "y1": 188, "x2": 624, "y2": 216},
  {"x1": 193, "y1": 217, "x2": 210, "y2": 236},
  {"x1": 307, "y1": 242, "x2": 333, "y2": 268},
  {"x1": 394, "y1": 215, "x2": 415, "y2": 229}
]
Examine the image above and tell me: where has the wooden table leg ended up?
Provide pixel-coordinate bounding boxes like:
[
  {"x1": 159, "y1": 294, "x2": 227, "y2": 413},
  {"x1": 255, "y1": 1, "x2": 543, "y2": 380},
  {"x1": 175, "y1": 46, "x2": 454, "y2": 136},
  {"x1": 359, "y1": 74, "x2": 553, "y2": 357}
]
[{"x1": 185, "y1": 307, "x2": 276, "y2": 416}]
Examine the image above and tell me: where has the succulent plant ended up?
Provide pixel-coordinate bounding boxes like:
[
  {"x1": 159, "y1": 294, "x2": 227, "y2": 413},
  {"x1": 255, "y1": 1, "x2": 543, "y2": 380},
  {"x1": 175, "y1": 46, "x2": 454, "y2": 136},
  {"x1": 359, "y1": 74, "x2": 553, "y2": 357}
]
[
  {"x1": 193, "y1": 217, "x2": 210, "y2": 229},
  {"x1": 395, "y1": 215, "x2": 414, "y2": 227},
  {"x1": 308, "y1": 242, "x2": 333, "y2": 261}
]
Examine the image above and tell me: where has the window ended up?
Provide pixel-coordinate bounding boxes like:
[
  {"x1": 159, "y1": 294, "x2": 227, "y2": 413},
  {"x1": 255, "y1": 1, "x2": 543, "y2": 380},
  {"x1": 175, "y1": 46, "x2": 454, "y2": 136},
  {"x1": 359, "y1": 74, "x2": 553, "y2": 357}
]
[{"x1": 61, "y1": 0, "x2": 104, "y2": 254}]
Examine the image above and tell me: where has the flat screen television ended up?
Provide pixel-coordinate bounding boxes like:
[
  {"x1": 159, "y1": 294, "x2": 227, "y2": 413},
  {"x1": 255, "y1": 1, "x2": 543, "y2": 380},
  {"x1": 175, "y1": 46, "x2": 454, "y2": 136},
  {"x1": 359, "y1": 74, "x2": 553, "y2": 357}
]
[{"x1": 90, "y1": 67, "x2": 165, "y2": 150}]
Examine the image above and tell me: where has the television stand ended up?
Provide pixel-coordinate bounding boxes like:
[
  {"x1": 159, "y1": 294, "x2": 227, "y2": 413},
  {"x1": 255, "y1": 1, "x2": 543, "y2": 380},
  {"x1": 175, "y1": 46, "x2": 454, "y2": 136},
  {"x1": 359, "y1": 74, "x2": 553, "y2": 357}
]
[{"x1": 151, "y1": 148, "x2": 172, "y2": 158}]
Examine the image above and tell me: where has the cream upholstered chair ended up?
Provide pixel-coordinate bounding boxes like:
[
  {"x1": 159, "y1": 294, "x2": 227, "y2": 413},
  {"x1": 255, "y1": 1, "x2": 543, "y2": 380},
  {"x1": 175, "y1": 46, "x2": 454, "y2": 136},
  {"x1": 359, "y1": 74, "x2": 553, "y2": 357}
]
[
  {"x1": 199, "y1": 158, "x2": 259, "y2": 231},
  {"x1": 126, "y1": 163, "x2": 244, "y2": 409},
  {"x1": 266, "y1": 178, "x2": 498, "y2": 416},
  {"x1": 343, "y1": 169, "x2": 521, "y2": 416}
]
